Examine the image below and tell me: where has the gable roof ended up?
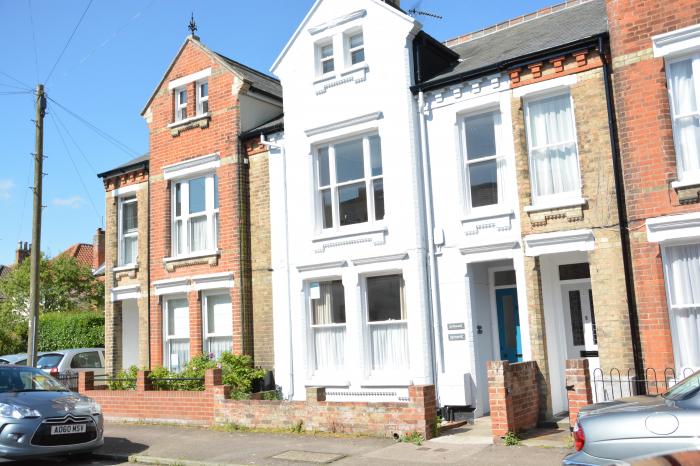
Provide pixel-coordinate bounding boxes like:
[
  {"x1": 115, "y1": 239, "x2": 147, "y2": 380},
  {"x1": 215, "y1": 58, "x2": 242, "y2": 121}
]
[
  {"x1": 141, "y1": 36, "x2": 281, "y2": 116},
  {"x1": 240, "y1": 113, "x2": 284, "y2": 139},
  {"x1": 0, "y1": 265, "x2": 10, "y2": 280},
  {"x1": 58, "y1": 243, "x2": 94, "y2": 269},
  {"x1": 418, "y1": 0, "x2": 607, "y2": 90},
  {"x1": 270, "y1": 0, "x2": 416, "y2": 74}
]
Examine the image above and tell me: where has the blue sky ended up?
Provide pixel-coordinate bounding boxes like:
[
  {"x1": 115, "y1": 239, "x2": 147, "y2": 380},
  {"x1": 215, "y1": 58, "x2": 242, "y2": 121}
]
[{"x1": 0, "y1": 0, "x2": 555, "y2": 265}]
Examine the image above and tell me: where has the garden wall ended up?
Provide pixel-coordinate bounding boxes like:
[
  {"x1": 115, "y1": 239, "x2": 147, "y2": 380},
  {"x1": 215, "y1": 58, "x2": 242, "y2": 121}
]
[
  {"x1": 487, "y1": 360, "x2": 541, "y2": 438},
  {"x1": 78, "y1": 370, "x2": 437, "y2": 439}
]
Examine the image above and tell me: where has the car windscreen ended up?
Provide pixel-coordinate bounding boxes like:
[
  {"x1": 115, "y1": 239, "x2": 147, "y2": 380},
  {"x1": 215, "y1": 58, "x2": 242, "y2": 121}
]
[
  {"x1": 0, "y1": 367, "x2": 67, "y2": 392},
  {"x1": 663, "y1": 371, "x2": 700, "y2": 401},
  {"x1": 36, "y1": 354, "x2": 64, "y2": 369}
]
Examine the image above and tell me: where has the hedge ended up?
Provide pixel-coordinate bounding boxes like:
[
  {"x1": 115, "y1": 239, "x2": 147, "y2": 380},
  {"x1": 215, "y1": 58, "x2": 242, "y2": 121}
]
[{"x1": 38, "y1": 311, "x2": 104, "y2": 351}]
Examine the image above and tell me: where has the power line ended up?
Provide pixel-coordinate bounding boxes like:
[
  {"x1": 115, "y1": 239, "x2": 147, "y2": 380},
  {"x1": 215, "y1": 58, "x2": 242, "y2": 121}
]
[
  {"x1": 47, "y1": 96, "x2": 139, "y2": 158},
  {"x1": 48, "y1": 111, "x2": 101, "y2": 221},
  {"x1": 0, "y1": 83, "x2": 31, "y2": 91},
  {"x1": 51, "y1": 106, "x2": 97, "y2": 175},
  {"x1": 0, "y1": 91, "x2": 33, "y2": 96},
  {"x1": 0, "y1": 70, "x2": 32, "y2": 91},
  {"x1": 45, "y1": 0, "x2": 94, "y2": 84},
  {"x1": 27, "y1": 0, "x2": 41, "y2": 82}
]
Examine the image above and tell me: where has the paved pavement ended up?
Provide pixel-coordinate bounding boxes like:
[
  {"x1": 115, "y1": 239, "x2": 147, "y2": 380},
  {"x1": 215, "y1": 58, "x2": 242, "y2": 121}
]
[{"x1": 84, "y1": 421, "x2": 573, "y2": 466}]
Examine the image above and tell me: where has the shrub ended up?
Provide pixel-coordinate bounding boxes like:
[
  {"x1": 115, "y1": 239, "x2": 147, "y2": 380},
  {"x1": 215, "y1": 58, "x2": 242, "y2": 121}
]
[
  {"x1": 503, "y1": 431, "x2": 521, "y2": 446},
  {"x1": 401, "y1": 431, "x2": 424, "y2": 445},
  {"x1": 108, "y1": 365, "x2": 138, "y2": 390},
  {"x1": 38, "y1": 311, "x2": 104, "y2": 351}
]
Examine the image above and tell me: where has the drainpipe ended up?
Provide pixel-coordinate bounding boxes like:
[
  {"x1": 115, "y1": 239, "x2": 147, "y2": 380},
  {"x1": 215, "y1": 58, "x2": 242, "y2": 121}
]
[
  {"x1": 417, "y1": 89, "x2": 444, "y2": 384},
  {"x1": 599, "y1": 35, "x2": 644, "y2": 378},
  {"x1": 260, "y1": 132, "x2": 294, "y2": 400}
]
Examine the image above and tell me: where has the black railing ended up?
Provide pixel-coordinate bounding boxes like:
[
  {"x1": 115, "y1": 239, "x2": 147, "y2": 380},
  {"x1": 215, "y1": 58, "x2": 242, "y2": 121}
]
[{"x1": 590, "y1": 367, "x2": 696, "y2": 402}]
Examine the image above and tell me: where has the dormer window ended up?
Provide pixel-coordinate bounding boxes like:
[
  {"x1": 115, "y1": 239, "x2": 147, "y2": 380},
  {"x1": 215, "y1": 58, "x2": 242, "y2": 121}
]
[
  {"x1": 318, "y1": 41, "x2": 335, "y2": 75},
  {"x1": 175, "y1": 87, "x2": 187, "y2": 121},
  {"x1": 197, "y1": 81, "x2": 208, "y2": 115},
  {"x1": 348, "y1": 31, "x2": 364, "y2": 66}
]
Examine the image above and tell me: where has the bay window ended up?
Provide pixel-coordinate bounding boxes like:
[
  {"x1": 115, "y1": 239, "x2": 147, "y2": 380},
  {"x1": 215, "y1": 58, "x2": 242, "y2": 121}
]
[
  {"x1": 203, "y1": 292, "x2": 232, "y2": 358},
  {"x1": 118, "y1": 196, "x2": 138, "y2": 266},
  {"x1": 316, "y1": 134, "x2": 384, "y2": 230},
  {"x1": 667, "y1": 54, "x2": 700, "y2": 182},
  {"x1": 366, "y1": 274, "x2": 408, "y2": 372},
  {"x1": 172, "y1": 174, "x2": 219, "y2": 256},
  {"x1": 662, "y1": 243, "x2": 700, "y2": 369},
  {"x1": 309, "y1": 280, "x2": 346, "y2": 373},
  {"x1": 196, "y1": 80, "x2": 209, "y2": 115},
  {"x1": 164, "y1": 297, "x2": 189, "y2": 372},
  {"x1": 175, "y1": 87, "x2": 187, "y2": 122},
  {"x1": 462, "y1": 110, "x2": 504, "y2": 210},
  {"x1": 525, "y1": 92, "x2": 581, "y2": 206}
]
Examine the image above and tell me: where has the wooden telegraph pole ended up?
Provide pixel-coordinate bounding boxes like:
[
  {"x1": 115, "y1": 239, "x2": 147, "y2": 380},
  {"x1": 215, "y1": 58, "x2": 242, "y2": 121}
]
[{"x1": 27, "y1": 84, "x2": 46, "y2": 367}]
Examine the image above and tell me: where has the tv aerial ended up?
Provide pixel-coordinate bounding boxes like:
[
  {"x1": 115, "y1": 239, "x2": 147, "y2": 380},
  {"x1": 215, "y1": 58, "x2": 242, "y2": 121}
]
[{"x1": 408, "y1": 8, "x2": 443, "y2": 19}]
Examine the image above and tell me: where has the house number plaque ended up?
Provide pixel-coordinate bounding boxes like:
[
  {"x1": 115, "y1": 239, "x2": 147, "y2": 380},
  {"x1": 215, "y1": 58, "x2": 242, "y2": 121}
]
[
  {"x1": 447, "y1": 322, "x2": 465, "y2": 331},
  {"x1": 448, "y1": 333, "x2": 466, "y2": 341}
]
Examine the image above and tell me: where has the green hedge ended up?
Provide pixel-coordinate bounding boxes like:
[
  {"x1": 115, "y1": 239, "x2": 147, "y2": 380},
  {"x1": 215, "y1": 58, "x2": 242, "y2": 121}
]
[{"x1": 38, "y1": 312, "x2": 104, "y2": 351}]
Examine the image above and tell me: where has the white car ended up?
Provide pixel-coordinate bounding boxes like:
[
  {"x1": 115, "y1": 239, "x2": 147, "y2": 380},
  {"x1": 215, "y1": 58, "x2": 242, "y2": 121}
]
[{"x1": 35, "y1": 349, "x2": 106, "y2": 391}]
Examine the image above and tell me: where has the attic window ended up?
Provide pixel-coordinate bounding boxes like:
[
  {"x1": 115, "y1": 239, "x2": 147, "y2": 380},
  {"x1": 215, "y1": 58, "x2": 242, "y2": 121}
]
[
  {"x1": 348, "y1": 31, "x2": 364, "y2": 66},
  {"x1": 318, "y1": 40, "x2": 335, "y2": 76},
  {"x1": 175, "y1": 87, "x2": 187, "y2": 122},
  {"x1": 197, "y1": 80, "x2": 209, "y2": 115}
]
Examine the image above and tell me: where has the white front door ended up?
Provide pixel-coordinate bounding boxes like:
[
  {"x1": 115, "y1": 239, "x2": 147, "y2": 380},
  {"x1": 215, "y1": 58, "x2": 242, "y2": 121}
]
[
  {"x1": 561, "y1": 283, "x2": 599, "y2": 366},
  {"x1": 121, "y1": 299, "x2": 140, "y2": 369}
]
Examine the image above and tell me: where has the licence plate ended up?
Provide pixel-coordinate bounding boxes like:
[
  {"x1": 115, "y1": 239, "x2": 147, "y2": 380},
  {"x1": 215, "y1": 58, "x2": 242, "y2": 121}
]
[{"x1": 50, "y1": 424, "x2": 86, "y2": 435}]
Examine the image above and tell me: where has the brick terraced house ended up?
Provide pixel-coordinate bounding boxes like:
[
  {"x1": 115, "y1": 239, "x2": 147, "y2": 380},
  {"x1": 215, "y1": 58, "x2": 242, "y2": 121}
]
[
  {"x1": 605, "y1": 0, "x2": 700, "y2": 375},
  {"x1": 98, "y1": 33, "x2": 281, "y2": 375}
]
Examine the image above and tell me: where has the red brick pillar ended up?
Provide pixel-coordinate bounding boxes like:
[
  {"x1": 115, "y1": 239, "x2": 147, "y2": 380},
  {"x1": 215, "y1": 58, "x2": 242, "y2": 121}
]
[
  {"x1": 565, "y1": 359, "x2": 593, "y2": 430},
  {"x1": 408, "y1": 385, "x2": 437, "y2": 440},
  {"x1": 190, "y1": 290, "x2": 203, "y2": 359},
  {"x1": 488, "y1": 360, "x2": 514, "y2": 438},
  {"x1": 78, "y1": 371, "x2": 94, "y2": 393},
  {"x1": 136, "y1": 370, "x2": 152, "y2": 392}
]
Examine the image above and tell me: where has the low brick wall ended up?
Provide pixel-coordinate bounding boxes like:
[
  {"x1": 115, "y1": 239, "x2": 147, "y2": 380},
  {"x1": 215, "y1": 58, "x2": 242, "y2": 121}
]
[
  {"x1": 488, "y1": 360, "x2": 540, "y2": 438},
  {"x1": 78, "y1": 371, "x2": 436, "y2": 439},
  {"x1": 565, "y1": 359, "x2": 593, "y2": 430}
]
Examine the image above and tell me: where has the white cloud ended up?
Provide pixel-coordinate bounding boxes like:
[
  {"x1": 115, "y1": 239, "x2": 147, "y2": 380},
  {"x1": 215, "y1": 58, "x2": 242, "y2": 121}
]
[
  {"x1": 50, "y1": 195, "x2": 85, "y2": 209},
  {"x1": 0, "y1": 179, "x2": 14, "y2": 201}
]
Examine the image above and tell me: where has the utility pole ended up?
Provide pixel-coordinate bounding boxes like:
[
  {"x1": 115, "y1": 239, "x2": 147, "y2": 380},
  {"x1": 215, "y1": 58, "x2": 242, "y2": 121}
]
[{"x1": 27, "y1": 84, "x2": 46, "y2": 367}]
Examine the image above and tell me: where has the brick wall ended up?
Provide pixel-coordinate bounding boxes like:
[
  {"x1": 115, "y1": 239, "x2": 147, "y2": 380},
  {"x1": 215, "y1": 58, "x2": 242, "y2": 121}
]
[
  {"x1": 146, "y1": 37, "x2": 249, "y2": 367},
  {"x1": 487, "y1": 360, "x2": 541, "y2": 439},
  {"x1": 78, "y1": 371, "x2": 436, "y2": 439},
  {"x1": 245, "y1": 138, "x2": 274, "y2": 370},
  {"x1": 605, "y1": 0, "x2": 700, "y2": 372},
  {"x1": 565, "y1": 358, "x2": 593, "y2": 430}
]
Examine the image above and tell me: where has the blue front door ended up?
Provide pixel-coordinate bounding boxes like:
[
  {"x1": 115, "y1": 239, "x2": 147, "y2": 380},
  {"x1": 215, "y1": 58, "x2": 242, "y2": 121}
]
[{"x1": 496, "y1": 288, "x2": 522, "y2": 363}]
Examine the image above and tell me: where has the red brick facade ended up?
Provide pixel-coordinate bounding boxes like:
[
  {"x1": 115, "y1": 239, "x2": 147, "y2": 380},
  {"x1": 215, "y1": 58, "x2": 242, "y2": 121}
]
[
  {"x1": 605, "y1": 0, "x2": 700, "y2": 372},
  {"x1": 487, "y1": 360, "x2": 541, "y2": 438},
  {"x1": 565, "y1": 359, "x2": 593, "y2": 429}
]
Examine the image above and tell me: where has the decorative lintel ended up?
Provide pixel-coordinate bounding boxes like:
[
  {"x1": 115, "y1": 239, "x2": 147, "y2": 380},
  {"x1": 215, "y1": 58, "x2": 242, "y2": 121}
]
[{"x1": 308, "y1": 10, "x2": 366, "y2": 35}]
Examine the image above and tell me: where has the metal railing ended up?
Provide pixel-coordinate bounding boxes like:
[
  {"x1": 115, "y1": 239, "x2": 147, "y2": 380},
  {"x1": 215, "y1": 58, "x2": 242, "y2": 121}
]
[{"x1": 591, "y1": 367, "x2": 696, "y2": 402}]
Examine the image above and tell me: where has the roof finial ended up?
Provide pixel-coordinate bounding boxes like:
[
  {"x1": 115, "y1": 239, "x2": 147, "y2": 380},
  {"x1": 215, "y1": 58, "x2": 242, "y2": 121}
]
[{"x1": 188, "y1": 13, "x2": 198, "y2": 38}]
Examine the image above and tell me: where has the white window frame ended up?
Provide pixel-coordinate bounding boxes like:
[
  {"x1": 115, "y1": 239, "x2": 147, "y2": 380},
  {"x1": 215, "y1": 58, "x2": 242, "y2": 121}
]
[
  {"x1": 202, "y1": 291, "x2": 232, "y2": 358},
  {"x1": 459, "y1": 107, "x2": 505, "y2": 215},
  {"x1": 314, "y1": 133, "x2": 383, "y2": 232},
  {"x1": 307, "y1": 279, "x2": 347, "y2": 377},
  {"x1": 196, "y1": 80, "x2": 209, "y2": 116},
  {"x1": 345, "y1": 29, "x2": 364, "y2": 67},
  {"x1": 163, "y1": 295, "x2": 189, "y2": 373},
  {"x1": 117, "y1": 196, "x2": 138, "y2": 266},
  {"x1": 316, "y1": 39, "x2": 335, "y2": 77},
  {"x1": 665, "y1": 53, "x2": 700, "y2": 185},
  {"x1": 362, "y1": 273, "x2": 408, "y2": 377},
  {"x1": 171, "y1": 173, "x2": 219, "y2": 257},
  {"x1": 523, "y1": 90, "x2": 583, "y2": 208},
  {"x1": 174, "y1": 86, "x2": 188, "y2": 122}
]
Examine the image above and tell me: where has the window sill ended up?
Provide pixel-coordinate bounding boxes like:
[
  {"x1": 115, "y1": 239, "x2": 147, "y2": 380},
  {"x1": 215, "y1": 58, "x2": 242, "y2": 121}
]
[
  {"x1": 462, "y1": 208, "x2": 514, "y2": 222},
  {"x1": 113, "y1": 264, "x2": 138, "y2": 273},
  {"x1": 313, "y1": 224, "x2": 386, "y2": 242},
  {"x1": 168, "y1": 113, "x2": 211, "y2": 136},
  {"x1": 340, "y1": 63, "x2": 368, "y2": 77},
  {"x1": 313, "y1": 64, "x2": 368, "y2": 95},
  {"x1": 311, "y1": 225, "x2": 387, "y2": 253},
  {"x1": 304, "y1": 378, "x2": 350, "y2": 388},
  {"x1": 672, "y1": 178, "x2": 700, "y2": 204},
  {"x1": 524, "y1": 197, "x2": 586, "y2": 213},
  {"x1": 163, "y1": 250, "x2": 220, "y2": 271}
]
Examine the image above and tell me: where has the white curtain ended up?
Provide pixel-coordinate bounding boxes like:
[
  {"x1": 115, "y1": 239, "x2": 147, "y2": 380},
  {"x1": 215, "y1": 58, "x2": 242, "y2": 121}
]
[
  {"x1": 528, "y1": 94, "x2": 580, "y2": 199},
  {"x1": 313, "y1": 327, "x2": 345, "y2": 371},
  {"x1": 207, "y1": 337, "x2": 232, "y2": 359},
  {"x1": 370, "y1": 322, "x2": 409, "y2": 371},
  {"x1": 206, "y1": 294, "x2": 232, "y2": 358},
  {"x1": 665, "y1": 243, "x2": 700, "y2": 369},
  {"x1": 168, "y1": 339, "x2": 190, "y2": 373},
  {"x1": 190, "y1": 216, "x2": 208, "y2": 252},
  {"x1": 669, "y1": 59, "x2": 700, "y2": 177},
  {"x1": 123, "y1": 236, "x2": 137, "y2": 264}
]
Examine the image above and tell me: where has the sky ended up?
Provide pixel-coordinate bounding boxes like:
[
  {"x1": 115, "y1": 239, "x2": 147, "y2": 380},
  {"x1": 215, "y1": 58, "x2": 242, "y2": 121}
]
[{"x1": 0, "y1": 0, "x2": 556, "y2": 265}]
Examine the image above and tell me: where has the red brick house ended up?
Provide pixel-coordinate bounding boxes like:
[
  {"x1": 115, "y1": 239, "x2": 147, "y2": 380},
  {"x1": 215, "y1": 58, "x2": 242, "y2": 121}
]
[
  {"x1": 98, "y1": 32, "x2": 281, "y2": 374},
  {"x1": 606, "y1": 0, "x2": 700, "y2": 374}
]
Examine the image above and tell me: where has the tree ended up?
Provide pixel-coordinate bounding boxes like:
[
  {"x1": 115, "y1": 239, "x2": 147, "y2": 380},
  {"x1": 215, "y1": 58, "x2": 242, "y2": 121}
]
[{"x1": 0, "y1": 254, "x2": 104, "y2": 317}]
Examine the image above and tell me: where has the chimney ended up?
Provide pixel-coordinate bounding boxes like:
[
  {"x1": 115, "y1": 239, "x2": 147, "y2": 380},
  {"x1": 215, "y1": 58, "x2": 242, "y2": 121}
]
[
  {"x1": 93, "y1": 228, "x2": 105, "y2": 271},
  {"x1": 382, "y1": 0, "x2": 401, "y2": 9},
  {"x1": 15, "y1": 241, "x2": 30, "y2": 264}
]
